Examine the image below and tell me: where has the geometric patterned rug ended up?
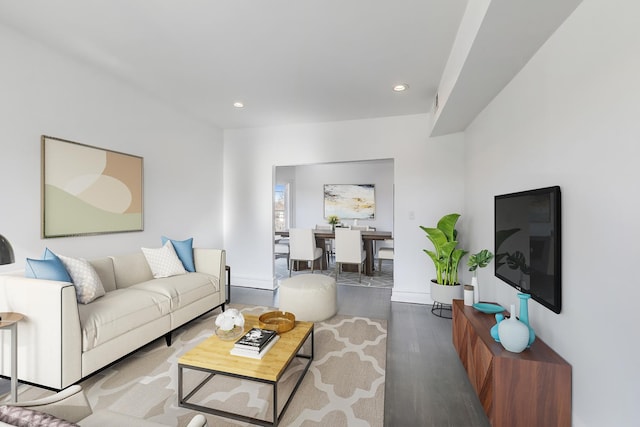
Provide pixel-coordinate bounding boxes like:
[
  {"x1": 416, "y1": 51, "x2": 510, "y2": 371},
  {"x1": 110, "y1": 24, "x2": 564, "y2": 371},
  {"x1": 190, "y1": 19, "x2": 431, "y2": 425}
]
[{"x1": 10, "y1": 304, "x2": 386, "y2": 427}]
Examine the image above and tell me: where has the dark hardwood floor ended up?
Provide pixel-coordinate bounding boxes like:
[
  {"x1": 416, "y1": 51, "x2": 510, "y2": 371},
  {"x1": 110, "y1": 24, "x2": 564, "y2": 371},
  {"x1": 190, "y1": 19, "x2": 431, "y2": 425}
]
[{"x1": 232, "y1": 285, "x2": 490, "y2": 427}]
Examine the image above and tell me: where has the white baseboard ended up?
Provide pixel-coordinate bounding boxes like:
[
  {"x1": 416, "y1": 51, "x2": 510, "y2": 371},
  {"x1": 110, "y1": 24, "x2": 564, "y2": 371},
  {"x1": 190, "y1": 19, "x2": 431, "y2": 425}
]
[
  {"x1": 390, "y1": 289, "x2": 433, "y2": 305},
  {"x1": 232, "y1": 275, "x2": 277, "y2": 291}
]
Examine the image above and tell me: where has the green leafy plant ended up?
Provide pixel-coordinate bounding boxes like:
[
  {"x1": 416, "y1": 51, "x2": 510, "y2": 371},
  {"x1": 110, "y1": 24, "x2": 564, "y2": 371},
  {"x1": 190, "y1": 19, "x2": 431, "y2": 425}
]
[
  {"x1": 327, "y1": 215, "x2": 339, "y2": 225},
  {"x1": 420, "y1": 213, "x2": 468, "y2": 285},
  {"x1": 468, "y1": 249, "x2": 494, "y2": 276}
]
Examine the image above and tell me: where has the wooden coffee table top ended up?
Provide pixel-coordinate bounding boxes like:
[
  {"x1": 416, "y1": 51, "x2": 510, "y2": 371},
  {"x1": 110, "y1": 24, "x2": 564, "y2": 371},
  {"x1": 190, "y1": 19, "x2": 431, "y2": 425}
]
[{"x1": 178, "y1": 314, "x2": 313, "y2": 382}]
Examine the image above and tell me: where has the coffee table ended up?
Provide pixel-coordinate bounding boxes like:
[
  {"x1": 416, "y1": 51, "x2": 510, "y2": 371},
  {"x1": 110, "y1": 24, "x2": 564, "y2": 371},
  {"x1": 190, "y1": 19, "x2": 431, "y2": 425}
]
[{"x1": 178, "y1": 314, "x2": 314, "y2": 427}]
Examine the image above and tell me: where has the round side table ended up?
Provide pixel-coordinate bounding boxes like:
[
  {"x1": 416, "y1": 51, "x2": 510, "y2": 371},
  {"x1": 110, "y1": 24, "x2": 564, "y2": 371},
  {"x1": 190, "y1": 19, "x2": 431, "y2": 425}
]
[{"x1": 0, "y1": 312, "x2": 24, "y2": 402}]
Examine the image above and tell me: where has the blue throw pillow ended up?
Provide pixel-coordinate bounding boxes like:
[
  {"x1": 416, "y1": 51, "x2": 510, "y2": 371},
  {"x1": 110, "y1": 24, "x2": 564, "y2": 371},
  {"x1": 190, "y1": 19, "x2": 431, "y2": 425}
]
[
  {"x1": 161, "y1": 236, "x2": 195, "y2": 272},
  {"x1": 25, "y1": 248, "x2": 72, "y2": 282}
]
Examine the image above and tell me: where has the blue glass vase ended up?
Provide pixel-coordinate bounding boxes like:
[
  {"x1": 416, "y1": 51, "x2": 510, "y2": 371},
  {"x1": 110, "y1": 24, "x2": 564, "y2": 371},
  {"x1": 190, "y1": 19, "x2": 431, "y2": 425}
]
[{"x1": 517, "y1": 293, "x2": 536, "y2": 347}]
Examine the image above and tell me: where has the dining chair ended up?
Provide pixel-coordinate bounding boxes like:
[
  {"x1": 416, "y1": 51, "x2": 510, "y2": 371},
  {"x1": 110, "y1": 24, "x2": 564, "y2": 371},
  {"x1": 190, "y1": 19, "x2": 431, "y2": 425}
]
[
  {"x1": 316, "y1": 224, "x2": 334, "y2": 264},
  {"x1": 349, "y1": 225, "x2": 371, "y2": 231},
  {"x1": 377, "y1": 246, "x2": 394, "y2": 272},
  {"x1": 288, "y1": 228, "x2": 324, "y2": 276},
  {"x1": 334, "y1": 228, "x2": 366, "y2": 282},
  {"x1": 274, "y1": 239, "x2": 290, "y2": 265}
]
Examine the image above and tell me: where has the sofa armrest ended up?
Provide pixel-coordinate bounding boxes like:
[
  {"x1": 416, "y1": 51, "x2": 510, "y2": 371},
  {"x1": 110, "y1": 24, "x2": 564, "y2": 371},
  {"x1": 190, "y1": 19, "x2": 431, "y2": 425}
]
[
  {"x1": 6, "y1": 385, "x2": 92, "y2": 423},
  {"x1": 193, "y1": 249, "x2": 226, "y2": 302},
  {"x1": 0, "y1": 274, "x2": 82, "y2": 389}
]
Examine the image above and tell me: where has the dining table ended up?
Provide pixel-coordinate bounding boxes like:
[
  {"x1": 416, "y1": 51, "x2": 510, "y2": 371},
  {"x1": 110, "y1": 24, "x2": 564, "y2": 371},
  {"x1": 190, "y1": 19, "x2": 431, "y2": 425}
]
[{"x1": 275, "y1": 229, "x2": 392, "y2": 276}]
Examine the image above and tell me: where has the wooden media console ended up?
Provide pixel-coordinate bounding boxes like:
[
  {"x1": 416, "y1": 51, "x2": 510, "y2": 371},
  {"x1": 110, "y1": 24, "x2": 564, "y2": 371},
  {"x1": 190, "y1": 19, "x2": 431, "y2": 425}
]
[{"x1": 452, "y1": 299, "x2": 571, "y2": 427}]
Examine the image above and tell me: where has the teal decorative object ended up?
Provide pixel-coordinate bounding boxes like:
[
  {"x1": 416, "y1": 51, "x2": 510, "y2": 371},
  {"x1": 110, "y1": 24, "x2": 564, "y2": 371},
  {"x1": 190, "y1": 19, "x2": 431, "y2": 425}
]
[
  {"x1": 491, "y1": 313, "x2": 504, "y2": 342},
  {"x1": 498, "y1": 304, "x2": 529, "y2": 353},
  {"x1": 472, "y1": 302, "x2": 505, "y2": 314},
  {"x1": 517, "y1": 293, "x2": 536, "y2": 347}
]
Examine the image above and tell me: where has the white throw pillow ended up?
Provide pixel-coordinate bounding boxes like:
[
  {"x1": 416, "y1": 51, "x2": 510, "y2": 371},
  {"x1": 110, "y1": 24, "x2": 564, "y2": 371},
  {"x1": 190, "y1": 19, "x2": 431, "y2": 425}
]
[
  {"x1": 57, "y1": 254, "x2": 106, "y2": 304},
  {"x1": 142, "y1": 241, "x2": 187, "y2": 278}
]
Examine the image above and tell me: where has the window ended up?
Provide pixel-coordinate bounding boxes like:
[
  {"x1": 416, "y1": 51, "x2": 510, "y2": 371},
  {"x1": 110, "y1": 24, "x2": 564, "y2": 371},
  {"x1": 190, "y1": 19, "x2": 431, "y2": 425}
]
[{"x1": 274, "y1": 184, "x2": 289, "y2": 231}]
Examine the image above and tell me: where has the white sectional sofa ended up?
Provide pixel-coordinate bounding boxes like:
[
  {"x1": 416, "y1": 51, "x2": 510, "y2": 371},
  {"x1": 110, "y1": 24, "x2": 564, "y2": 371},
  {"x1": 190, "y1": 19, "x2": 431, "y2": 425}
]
[{"x1": 0, "y1": 248, "x2": 226, "y2": 390}]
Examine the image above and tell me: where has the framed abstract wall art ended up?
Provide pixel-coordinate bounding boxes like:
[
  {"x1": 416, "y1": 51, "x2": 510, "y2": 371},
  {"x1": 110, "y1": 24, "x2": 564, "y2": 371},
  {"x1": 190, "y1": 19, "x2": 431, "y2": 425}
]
[
  {"x1": 324, "y1": 184, "x2": 375, "y2": 219},
  {"x1": 41, "y1": 135, "x2": 144, "y2": 238}
]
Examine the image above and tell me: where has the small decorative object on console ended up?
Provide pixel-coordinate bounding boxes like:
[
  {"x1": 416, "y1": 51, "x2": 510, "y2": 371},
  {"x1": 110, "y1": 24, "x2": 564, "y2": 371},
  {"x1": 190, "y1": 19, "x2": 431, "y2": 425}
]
[
  {"x1": 467, "y1": 249, "x2": 494, "y2": 304},
  {"x1": 497, "y1": 304, "x2": 529, "y2": 353},
  {"x1": 491, "y1": 313, "x2": 504, "y2": 342},
  {"x1": 463, "y1": 285, "x2": 474, "y2": 306},
  {"x1": 517, "y1": 292, "x2": 536, "y2": 347},
  {"x1": 472, "y1": 303, "x2": 505, "y2": 314}
]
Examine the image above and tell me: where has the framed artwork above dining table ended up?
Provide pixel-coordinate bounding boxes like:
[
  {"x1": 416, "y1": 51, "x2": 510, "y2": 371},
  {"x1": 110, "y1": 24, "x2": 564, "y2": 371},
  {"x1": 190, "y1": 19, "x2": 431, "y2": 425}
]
[{"x1": 323, "y1": 184, "x2": 375, "y2": 219}]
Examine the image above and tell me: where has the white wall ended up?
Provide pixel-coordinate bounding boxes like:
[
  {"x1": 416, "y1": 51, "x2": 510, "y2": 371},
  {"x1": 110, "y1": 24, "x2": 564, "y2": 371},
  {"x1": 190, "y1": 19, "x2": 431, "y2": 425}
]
[
  {"x1": 0, "y1": 25, "x2": 224, "y2": 272},
  {"x1": 463, "y1": 0, "x2": 640, "y2": 425},
  {"x1": 223, "y1": 115, "x2": 464, "y2": 295},
  {"x1": 281, "y1": 160, "x2": 394, "y2": 231}
]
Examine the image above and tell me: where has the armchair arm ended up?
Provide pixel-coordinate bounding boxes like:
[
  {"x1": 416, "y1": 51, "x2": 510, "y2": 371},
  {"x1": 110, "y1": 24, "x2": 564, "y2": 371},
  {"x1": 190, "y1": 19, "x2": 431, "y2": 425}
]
[{"x1": 6, "y1": 385, "x2": 92, "y2": 423}]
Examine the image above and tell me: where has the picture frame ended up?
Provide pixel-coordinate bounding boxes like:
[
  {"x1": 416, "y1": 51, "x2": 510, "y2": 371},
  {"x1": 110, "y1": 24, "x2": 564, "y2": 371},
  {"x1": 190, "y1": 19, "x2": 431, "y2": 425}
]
[
  {"x1": 41, "y1": 135, "x2": 144, "y2": 238},
  {"x1": 323, "y1": 184, "x2": 375, "y2": 219}
]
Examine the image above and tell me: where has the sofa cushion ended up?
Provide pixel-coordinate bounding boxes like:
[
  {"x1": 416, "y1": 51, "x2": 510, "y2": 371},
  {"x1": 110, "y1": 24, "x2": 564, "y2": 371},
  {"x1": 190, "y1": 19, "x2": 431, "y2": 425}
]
[
  {"x1": 110, "y1": 253, "x2": 153, "y2": 289},
  {"x1": 24, "y1": 258, "x2": 72, "y2": 283},
  {"x1": 24, "y1": 249, "x2": 72, "y2": 283},
  {"x1": 141, "y1": 242, "x2": 186, "y2": 278},
  {"x1": 161, "y1": 236, "x2": 195, "y2": 272},
  {"x1": 78, "y1": 289, "x2": 171, "y2": 352},
  {"x1": 0, "y1": 405, "x2": 78, "y2": 427},
  {"x1": 88, "y1": 258, "x2": 116, "y2": 293},
  {"x1": 129, "y1": 272, "x2": 219, "y2": 311},
  {"x1": 57, "y1": 255, "x2": 106, "y2": 304}
]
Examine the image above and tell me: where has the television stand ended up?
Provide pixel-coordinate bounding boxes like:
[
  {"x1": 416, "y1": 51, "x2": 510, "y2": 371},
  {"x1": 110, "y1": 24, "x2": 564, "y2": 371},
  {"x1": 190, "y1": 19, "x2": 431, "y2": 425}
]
[{"x1": 452, "y1": 299, "x2": 571, "y2": 426}]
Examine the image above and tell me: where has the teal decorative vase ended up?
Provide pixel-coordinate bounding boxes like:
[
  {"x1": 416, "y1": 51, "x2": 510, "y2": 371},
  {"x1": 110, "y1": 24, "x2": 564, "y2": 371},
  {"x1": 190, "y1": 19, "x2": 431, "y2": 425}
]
[
  {"x1": 491, "y1": 313, "x2": 504, "y2": 342},
  {"x1": 517, "y1": 293, "x2": 536, "y2": 347}
]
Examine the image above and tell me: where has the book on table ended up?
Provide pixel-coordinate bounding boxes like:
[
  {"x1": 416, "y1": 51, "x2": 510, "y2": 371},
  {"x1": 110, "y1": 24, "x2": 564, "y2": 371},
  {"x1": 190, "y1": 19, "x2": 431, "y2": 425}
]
[
  {"x1": 234, "y1": 328, "x2": 277, "y2": 352},
  {"x1": 230, "y1": 335, "x2": 280, "y2": 359}
]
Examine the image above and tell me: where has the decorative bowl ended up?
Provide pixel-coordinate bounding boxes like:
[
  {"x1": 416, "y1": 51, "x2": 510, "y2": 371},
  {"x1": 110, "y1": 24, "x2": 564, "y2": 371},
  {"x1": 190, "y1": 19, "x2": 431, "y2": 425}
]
[
  {"x1": 472, "y1": 303, "x2": 505, "y2": 314},
  {"x1": 215, "y1": 325, "x2": 244, "y2": 341},
  {"x1": 258, "y1": 311, "x2": 296, "y2": 333}
]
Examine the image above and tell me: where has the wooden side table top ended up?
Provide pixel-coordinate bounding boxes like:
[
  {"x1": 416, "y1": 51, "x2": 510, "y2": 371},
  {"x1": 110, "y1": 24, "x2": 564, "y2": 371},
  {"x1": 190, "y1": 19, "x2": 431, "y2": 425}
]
[
  {"x1": 179, "y1": 314, "x2": 313, "y2": 382},
  {"x1": 0, "y1": 312, "x2": 24, "y2": 327}
]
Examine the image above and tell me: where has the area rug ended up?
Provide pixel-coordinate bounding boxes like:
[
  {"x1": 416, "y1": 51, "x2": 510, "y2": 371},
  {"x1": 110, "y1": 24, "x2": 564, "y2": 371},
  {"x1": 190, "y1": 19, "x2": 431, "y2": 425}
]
[{"x1": 14, "y1": 304, "x2": 386, "y2": 426}]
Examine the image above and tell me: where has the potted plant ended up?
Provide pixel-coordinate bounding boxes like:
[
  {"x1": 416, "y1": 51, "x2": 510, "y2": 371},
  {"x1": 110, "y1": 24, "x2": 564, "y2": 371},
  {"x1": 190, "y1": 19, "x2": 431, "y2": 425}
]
[
  {"x1": 467, "y1": 249, "x2": 494, "y2": 303},
  {"x1": 327, "y1": 215, "x2": 340, "y2": 230},
  {"x1": 420, "y1": 213, "x2": 468, "y2": 310}
]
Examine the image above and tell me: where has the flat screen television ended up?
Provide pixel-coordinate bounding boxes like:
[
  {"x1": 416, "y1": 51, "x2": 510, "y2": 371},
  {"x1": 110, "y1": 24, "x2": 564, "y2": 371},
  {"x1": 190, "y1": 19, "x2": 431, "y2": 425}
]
[{"x1": 494, "y1": 186, "x2": 561, "y2": 313}]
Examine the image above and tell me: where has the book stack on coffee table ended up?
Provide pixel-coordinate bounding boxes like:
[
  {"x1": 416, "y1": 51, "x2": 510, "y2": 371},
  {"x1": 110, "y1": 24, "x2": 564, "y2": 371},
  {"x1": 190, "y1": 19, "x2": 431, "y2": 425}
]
[{"x1": 230, "y1": 327, "x2": 280, "y2": 359}]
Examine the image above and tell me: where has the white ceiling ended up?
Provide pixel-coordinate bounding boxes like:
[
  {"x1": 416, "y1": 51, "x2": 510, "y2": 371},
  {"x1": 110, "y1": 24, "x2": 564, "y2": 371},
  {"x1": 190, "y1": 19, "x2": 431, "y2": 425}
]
[{"x1": 0, "y1": 0, "x2": 581, "y2": 131}]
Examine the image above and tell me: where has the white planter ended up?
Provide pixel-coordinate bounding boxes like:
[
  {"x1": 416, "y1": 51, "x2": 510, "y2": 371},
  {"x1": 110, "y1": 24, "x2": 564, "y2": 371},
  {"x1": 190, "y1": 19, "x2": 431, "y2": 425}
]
[{"x1": 430, "y1": 280, "x2": 463, "y2": 305}]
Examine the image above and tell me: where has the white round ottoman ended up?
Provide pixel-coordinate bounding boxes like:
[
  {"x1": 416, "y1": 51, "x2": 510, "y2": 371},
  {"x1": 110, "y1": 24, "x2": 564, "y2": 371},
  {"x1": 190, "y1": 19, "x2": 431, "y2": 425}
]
[{"x1": 279, "y1": 274, "x2": 337, "y2": 322}]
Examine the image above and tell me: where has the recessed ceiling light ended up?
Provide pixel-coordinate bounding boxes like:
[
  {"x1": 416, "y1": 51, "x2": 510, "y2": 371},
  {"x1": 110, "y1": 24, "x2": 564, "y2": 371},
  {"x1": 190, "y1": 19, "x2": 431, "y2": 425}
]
[
  {"x1": 393, "y1": 84, "x2": 409, "y2": 92},
  {"x1": 233, "y1": 102, "x2": 244, "y2": 108}
]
